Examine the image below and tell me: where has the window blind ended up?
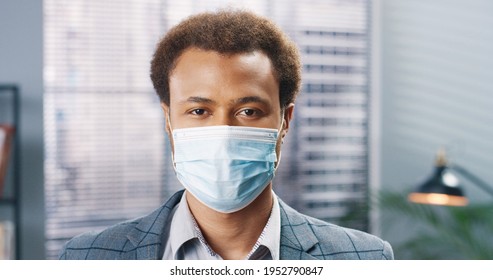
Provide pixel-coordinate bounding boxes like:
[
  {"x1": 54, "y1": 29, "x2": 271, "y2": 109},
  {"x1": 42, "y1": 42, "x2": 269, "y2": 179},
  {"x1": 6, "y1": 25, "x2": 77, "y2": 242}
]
[
  {"x1": 44, "y1": 0, "x2": 370, "y2": 259},
  {"x1": 43, "y1": 0, "x2": 171, "y2": 259}
]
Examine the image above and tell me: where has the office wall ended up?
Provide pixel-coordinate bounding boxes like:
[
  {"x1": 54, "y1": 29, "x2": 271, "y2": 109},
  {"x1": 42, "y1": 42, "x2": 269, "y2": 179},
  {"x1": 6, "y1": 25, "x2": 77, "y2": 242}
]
[
  {"x1": 379, "y1": 0, "x2": 493, "y2": 256},
  {"x1": 0, "y1": 0, "x2": 45, "y2": 259}
]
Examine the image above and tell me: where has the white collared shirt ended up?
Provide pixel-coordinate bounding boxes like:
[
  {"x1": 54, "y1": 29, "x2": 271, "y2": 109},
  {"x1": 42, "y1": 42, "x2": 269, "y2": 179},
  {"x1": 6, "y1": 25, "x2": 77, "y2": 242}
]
[{"x1": 162, "y1": 190, "x2": 281, "y2": 260}]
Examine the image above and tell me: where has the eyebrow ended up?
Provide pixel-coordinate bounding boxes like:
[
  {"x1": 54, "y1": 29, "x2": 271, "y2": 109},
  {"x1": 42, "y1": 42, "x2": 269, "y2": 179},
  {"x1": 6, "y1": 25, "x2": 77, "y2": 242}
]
[
  {"x1": 181, "y1": 96, "x2": 216, "y2": 104},
  {"x1": 180, "y1": 96, "x2": 270, "y2": 106},
  {"x1": 232, "y1": 96, "x2": 270, "y2": 106}
]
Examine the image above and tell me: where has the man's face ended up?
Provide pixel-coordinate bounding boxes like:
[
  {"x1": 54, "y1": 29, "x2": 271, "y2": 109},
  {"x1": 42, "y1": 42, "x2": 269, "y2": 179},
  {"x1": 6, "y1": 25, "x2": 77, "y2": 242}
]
[{"x1": 162, "y1": 47, "x2": 293, "y2": 152}]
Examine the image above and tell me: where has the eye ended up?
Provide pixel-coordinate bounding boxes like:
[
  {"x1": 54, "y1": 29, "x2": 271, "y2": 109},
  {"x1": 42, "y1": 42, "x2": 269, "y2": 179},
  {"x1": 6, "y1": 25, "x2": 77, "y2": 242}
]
[
  {"x1": 237, "y1": 108, "x2": 262, "y2": 118},
  {"x1": 241, "y1": 109, "x2": 256, "y2": 116},
  {"x1": 190, "y1": 108, "x2": 206, "y2": 115}
]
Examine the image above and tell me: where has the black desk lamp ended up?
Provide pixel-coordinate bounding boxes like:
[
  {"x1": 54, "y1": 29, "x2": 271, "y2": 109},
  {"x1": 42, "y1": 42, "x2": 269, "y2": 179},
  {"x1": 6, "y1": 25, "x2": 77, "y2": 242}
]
[{"x1": 408, "y1": 149, "x2": 493, "y2": 206}]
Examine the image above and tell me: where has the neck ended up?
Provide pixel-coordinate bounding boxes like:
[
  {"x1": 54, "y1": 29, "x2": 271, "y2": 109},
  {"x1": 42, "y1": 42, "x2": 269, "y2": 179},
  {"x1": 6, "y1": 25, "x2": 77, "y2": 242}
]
[{"x1": 186, "y1": 185, "x2": 273, "y2": 260}]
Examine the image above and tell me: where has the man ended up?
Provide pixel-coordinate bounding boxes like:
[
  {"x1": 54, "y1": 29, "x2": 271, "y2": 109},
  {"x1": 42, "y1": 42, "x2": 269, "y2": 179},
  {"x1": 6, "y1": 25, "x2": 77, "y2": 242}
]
[{"x1": 59, "y1": 10, "x2": 393, "y2": 260}]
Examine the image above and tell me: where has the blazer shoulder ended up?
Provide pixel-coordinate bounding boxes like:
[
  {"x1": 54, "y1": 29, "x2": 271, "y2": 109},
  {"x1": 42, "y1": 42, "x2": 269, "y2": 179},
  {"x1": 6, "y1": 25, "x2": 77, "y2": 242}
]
[
  {"x1": 279, "y1": 200, "x2": 393, "y2": 260},
  {"x1": 59, "y1": 190, "x2": 184, "y2": 260},
  {"x1": 305, "y1": 214, "x2": 394, "y2": 260},
  {"x1": 58, "y1": 218, "x2": 140, "y2": 260}
]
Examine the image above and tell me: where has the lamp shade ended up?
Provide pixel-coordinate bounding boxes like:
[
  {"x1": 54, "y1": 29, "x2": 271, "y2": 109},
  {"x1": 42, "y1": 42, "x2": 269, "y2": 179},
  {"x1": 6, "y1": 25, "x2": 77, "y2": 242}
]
[
  {"x1": 408, "y1": 150, "x2": 468, "y2": 206},
  {"x1": 408, "y1": 165, "x2": 468, "y2": 206}
]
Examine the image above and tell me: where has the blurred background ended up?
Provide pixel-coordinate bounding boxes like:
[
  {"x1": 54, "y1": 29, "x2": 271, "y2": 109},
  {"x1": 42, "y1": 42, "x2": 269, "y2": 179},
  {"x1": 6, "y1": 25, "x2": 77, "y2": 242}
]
[{"x1": 0, "y1": 0, "x2": 492, "y2": 260}]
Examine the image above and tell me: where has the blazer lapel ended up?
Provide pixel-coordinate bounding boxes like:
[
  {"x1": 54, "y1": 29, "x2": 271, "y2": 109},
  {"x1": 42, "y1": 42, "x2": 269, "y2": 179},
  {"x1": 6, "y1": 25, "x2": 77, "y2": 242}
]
[
  {"x1": 279, "y1": 200, "x2": 319, "y2": 260},
  {"x1": 124, "y1": 190, "x2": 185, "y2": 259}
]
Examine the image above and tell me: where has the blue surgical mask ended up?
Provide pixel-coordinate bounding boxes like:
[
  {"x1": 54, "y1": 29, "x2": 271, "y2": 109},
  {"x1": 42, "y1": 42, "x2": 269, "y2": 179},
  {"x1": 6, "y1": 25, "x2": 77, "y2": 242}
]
[{"x1": 170, "y1": 125, "x2": 279, "y2": 213}]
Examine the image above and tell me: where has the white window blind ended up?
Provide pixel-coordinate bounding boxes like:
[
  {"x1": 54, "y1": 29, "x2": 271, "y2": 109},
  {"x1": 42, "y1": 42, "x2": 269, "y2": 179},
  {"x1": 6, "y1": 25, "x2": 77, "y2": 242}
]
[
  {"x1": 43, "y1": 0, "x2": 170, "y2": 259},
  {"x1": 44, "y1": 0, "x2": 370, "y2": 259}
]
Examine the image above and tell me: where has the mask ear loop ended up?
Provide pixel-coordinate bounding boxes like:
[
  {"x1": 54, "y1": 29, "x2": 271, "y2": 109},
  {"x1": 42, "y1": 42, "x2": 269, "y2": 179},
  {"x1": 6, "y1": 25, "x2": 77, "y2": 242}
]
[
  {"x1": 166, "y1": 113, "x2": 178, "y2": 171},
  {"x1": 274, "y1": 109, "x2": 286, "y2": 172},
  {"x1": 166, "y1": 112, "x2": 173, "y2": 135}
]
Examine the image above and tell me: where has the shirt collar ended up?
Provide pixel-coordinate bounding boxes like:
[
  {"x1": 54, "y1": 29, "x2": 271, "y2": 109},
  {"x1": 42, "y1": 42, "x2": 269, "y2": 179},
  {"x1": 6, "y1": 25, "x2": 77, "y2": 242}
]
[
  {"x1": 251, "y1": 193, "x2": 281, "y2": 260},
  {"x1": 168, "y1": 190, "x2": 281, "y2": 260}
]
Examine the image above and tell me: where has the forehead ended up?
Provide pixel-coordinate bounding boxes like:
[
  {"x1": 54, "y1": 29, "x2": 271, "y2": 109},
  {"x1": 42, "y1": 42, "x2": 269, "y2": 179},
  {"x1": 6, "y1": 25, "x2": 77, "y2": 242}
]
[
  {"x1": 170, "y1": 47, "x2": 275, "y2": 78},
  {"x1": 168, "y1": 47, "x2": 279, "y2": 103}
]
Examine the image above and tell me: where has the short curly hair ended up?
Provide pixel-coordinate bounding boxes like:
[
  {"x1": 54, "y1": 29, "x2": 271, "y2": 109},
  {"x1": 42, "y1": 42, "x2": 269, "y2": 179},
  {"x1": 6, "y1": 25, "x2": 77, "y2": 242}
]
[{"x1": 150, "y1": 9, "x2": 301, "y2": 109}]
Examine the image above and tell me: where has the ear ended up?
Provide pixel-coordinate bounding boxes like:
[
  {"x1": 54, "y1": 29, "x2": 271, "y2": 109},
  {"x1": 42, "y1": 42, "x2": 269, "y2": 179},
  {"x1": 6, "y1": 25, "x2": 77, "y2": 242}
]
[
  {"x1": 281, "y1": 103, "x2": 295, "y2": 138},
  {"x1": 160, "y1": 102, "x2": 171, "y2": 135}
]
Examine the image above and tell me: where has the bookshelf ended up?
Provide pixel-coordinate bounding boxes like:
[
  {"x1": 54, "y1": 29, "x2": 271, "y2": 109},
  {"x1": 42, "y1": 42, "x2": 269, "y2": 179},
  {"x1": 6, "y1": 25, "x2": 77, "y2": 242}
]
[{"x1": 0, "y1": 84, "x2": 20, "y2": 259}]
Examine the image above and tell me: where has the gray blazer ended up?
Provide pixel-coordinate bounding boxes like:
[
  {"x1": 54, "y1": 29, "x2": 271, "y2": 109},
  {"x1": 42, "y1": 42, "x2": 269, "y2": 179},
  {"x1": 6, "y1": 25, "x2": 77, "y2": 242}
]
[{"x1": 59, "y1": 190, "x2": 393, "y2": 260}]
